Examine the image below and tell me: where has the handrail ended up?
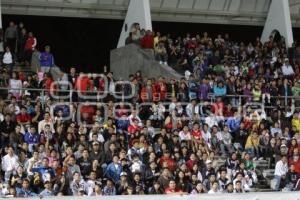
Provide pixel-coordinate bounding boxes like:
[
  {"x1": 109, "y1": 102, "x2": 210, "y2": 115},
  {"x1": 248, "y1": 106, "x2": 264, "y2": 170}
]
[{"x1": 0, "y1": 87, "x2": 298, "y2": 108}]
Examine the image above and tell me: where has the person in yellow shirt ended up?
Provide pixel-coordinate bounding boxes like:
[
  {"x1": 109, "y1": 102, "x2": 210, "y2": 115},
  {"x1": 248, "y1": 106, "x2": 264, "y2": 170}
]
[
  {"x1": 291, "y1": 113, "x2": 300, "y2": 132},
  {"x1": 245, "y1": 131, "x2": 260, "y2": 159},
  {"x1": 154, "y1": 32, "x2": 161, "y2": 48}
]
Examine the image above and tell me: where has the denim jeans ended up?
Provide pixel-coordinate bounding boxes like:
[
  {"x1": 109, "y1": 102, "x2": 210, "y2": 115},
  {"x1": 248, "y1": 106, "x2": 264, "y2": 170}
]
[{"x1": 274, "y1": 175, "x2": 282, "y2": 191}]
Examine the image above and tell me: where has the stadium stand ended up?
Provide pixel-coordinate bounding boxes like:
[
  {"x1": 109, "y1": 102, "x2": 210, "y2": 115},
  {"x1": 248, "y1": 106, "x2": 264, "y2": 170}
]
[{"x1": 0, "y1": 19, "x2": 299, "y2": 198}]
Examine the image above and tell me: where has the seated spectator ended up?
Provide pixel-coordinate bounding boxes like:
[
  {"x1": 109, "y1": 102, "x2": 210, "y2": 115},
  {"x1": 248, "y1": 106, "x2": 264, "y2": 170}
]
[
  {"x1": 213, "y1": 81, "x2": 227, "y2": 97},
  {"x1": 103, "y1": 179, "x2": 116, "y2": 196},
  {"x1": 39, "y1": 181, "x2": 54, "y2": 196},
  {"x1": 70, "y1": 171, "x2": 87, "y2": 196},
  {"x1": 165, "y1": 180, "x2": 183, "y2": 194},
  {"x1": 16, "y1": 179, "x2": 37, "y2": 197},
  {"x1": 208, "y1": 181, "x2": 220, "y2": 194}
]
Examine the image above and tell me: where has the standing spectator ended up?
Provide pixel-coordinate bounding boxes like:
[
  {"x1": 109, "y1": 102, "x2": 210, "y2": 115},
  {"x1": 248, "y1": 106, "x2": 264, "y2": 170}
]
[
  {"x1": 2, "y1": 47, "x2": 14, "y2": 72},
  {"x1": 17, "y1": 27, "x2": 27, "y2": 63},
  {"x1": 281, "y1": 58, "x2": 294, "y2": 77},
  {"x1": 24, "y1": 32, "x2": 37, "y2": 66},
  {"x1": 9, "y1": 71, "x2": 22, "y2": 100},
  {"x1": 155, "y1": 41, "x2": 168, "y2": 65},
  {"x1": 5, "y1": 21, "x2": 18, "y2": 53},
  {"x1": 40, "y1": 45, "x2": 54, "y2": 73},
  {"x1": 273, "y1": 155, "x2": 288, "y2": 191},
  {"x1": 141, "y1": 30, "x2": 154, "y2": 49}
]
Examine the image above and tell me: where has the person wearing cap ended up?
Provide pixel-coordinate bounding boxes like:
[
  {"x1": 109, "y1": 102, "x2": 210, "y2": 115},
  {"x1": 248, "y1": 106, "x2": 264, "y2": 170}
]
[
  {"x1": 89, "y1": 141, "x2": 105, "y2": 167},
  {"x1": 116, "y1": 171, "x2": 129, "y2": 195},
  {"x1": 202, "y1": 160, "x2": 215, "y2": 180},
  {"x1": 281, "y1": 58, "x2": 294, "y2": 77}
]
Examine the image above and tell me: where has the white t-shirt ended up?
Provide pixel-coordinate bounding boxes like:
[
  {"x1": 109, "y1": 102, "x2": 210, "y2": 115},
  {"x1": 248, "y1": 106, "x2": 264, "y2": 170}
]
[
  {"x1": 3, "y1": 52, "x2": 13, "y2": 64},
  {"x1": 179, "y1": 131, "x2": 191, "y2": 141}
]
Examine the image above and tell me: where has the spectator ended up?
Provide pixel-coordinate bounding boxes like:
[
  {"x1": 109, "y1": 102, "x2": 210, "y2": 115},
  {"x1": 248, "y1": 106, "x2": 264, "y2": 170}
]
[
  {"x1": 141, "y1": 30, "x2": 154, "y2": 49},
  {"x1": 9, "y1": 71, "x2": 22, "y2": 100},
  {"x1": 2, "y1": 47, "x2": 14, "y2": 72},
  {"x1": 24, "y1": 32, "x2": 37, "y2": 65},
  {"x1": 274, "y1": 155, "x2": 288, "y2": 191},
  {"x1": 4, "y1": 21, "x2": 18, "y2": 53},
  {"x1": 165, "y1": 180, "x2": 183, "y2": 194},
  {"x1": 16, "y1": 179, "x2": 37, "y2": 197},
  {"x1": 155, "y1": 41, "x2": 168, "y2": 65},
  {"x1": 40, "y1": 45, "x2": 54, "y2": 73}
]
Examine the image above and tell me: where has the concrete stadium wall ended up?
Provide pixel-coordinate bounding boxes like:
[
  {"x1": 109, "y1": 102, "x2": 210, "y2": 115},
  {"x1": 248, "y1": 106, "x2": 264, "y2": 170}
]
[{"x1": 110, "y1": 44, "x2": 182, "y2": 80}]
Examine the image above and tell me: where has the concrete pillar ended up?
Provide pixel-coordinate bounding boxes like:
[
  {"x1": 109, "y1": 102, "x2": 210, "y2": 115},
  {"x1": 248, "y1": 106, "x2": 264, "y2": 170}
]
[
  {"x1": 117, "y1": 0, "x2": 152, "y2": 48},
  {"x1": 261, "y1": 0, "x2": 293, "y2": 47}
]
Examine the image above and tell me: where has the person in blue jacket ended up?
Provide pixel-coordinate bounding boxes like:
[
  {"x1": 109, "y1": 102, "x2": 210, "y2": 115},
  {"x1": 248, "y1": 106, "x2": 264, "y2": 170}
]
[
  {"x1": 16, "y1": 179, "x2": 37, "y2": 197},
  {"x1": 104, "y1": 155, "x2": 122, "y2": 183},
  {"x1": 213, "y1": 81, "x2": 227, "y2": 97},
  {"x1": 23, "y1": 126, "x2": 40, "y2": 152}
]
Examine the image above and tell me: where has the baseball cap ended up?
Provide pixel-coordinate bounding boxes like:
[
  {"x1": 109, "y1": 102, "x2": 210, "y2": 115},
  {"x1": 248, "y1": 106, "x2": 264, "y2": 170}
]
[
  {"x1": 93, "y1": 141, "x2": 99, "y2": 146},
  {"x1": 120, "y1": 172, "x2": 128, "y2": 176},
  {"x1": 206, "y1": 160, "x2": 212, "y2": 164}
]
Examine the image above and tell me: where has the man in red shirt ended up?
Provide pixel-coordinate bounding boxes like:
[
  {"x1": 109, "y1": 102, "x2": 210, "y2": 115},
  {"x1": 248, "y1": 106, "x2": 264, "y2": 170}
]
[
  {"x1": 159, "y1": 150, "x2": 176, "y2": 172},
  {"x1": 16, "y1": 106, "x2": 31, "y2": 126},
  {"x1": 80, "y1": 102, "x2": 95, "y2": 124},
  {"x1": 140, "y1": 30, "x2": 154, "y2": 49},
  {"x1": 165, "y1": 180, "x2": 183, "y2": 194},
  {"x1": 128, "y1": 119, "x2": 141, "y2": 137},
  {"x1": 289, "y1": 154, "x2": 300, "y2": 173}
]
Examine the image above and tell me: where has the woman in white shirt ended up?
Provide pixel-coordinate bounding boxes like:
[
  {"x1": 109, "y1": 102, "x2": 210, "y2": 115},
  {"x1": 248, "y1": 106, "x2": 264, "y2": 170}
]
[
  {"x1": 2, "y1": 47, "x2": 13, "y2": 71},
  {"x1": 9, "y1": 71, "x2": 22, "y2": 99}
]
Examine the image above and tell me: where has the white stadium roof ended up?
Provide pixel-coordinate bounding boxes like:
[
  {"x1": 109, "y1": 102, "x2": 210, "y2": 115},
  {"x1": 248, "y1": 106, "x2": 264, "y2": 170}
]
[{"x1": 2, "y1": 0, "x2": 300, "y2": 27}]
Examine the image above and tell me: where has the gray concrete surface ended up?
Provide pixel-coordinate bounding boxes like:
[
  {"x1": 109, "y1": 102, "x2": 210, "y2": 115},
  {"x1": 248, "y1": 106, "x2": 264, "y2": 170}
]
[{"x1": 110, "y1": 44, "x2": 182, "y2": 80}]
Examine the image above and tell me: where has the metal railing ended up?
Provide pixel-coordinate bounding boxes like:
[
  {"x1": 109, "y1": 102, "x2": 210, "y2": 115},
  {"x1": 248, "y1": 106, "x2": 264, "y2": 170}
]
[{"x1": 0, "y1": 86, "x2": 299, "y2": 109}]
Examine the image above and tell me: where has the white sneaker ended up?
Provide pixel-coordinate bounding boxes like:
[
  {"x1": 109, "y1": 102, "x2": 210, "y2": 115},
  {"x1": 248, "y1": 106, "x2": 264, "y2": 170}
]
[
  {"x1": 164, "y1": 62, "x2": 168, "y2": 66},
  {"x1": 159, "y1": 61, "x2": 163, "y2": 65}
]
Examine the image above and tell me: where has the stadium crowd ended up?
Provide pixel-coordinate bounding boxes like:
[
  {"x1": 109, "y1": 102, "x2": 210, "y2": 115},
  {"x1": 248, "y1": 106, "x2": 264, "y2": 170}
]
[{"x1": 0, "y1": 21, "x2": 299, "y2": 197}]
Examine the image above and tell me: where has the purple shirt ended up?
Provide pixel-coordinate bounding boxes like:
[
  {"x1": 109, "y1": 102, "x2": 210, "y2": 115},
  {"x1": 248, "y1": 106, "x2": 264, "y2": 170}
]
[{"x1": 198, "y1": 83, "x2": 210, "y2": 100}]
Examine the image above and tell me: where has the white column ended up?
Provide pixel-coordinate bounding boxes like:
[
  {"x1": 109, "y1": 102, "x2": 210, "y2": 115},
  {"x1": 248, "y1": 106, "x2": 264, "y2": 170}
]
[
  {"x1": 261, "y1": 0, "x2": 293, "y2": 47},
  {"x1": 117, "y1": 0, "x2": 152, "y2": 48}
]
